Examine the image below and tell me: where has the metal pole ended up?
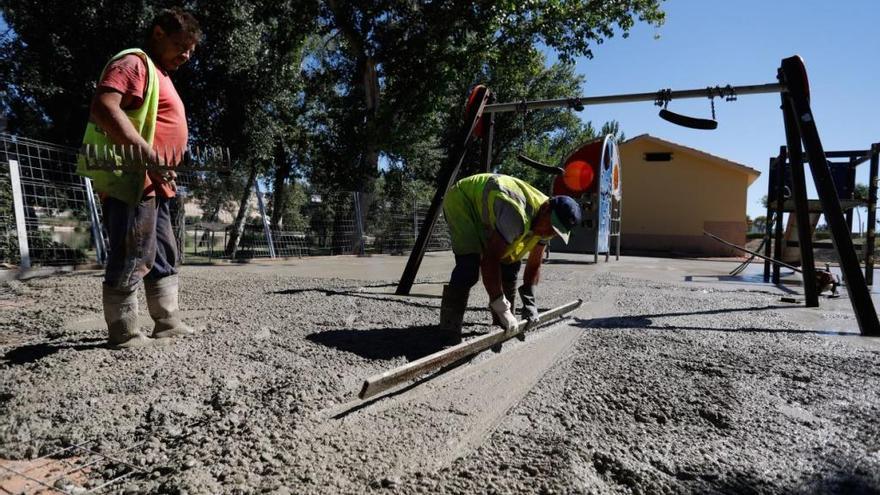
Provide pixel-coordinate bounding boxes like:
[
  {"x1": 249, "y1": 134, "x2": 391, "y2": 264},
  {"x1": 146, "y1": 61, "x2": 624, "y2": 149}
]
[
  {"x1": 705, "y1": 231, "x2": 804, "y2": 274},
  {"x1": 763, "y1": 157, "x2": 775, "y2": 282},
  {"x1": 780, "y1": 90, "x2": 819, "y2": 307},
  {"x1": 254, "y1": 180, "x2": 276, "y2": 258},
  {"x1": 845, "y1": 158, "x2": 855, "y2": 232},
  {"x1": 353, "y1": 191, "x2": 366, "y2": 256},
  {"x1": 176, "y1": 191, "x2": 186, "y2": 265},
  {"x1": 483, "y1": 83, "x2": 785, "y2": 114},
  {"x1": 772, "y1": 149, "x2": 786, "y2": 284},
  {"x1": 82, "y1": 177, "x2": 107, "y2": 265},
  {"x1": 866, "y1": 143, "x2": 879, "y2": 285},
  {"x1": 481, "y1": 111, "x2": 495, "y2": 172},
  {"x1": 396, "y1": 86, "x2": 491, "y2": 295},
  {"x1": 780, "y1": 55, "x2": 880, "y2": 336},
  {"x1": 8, "y1": 159, "x2": 30, "y2": 269}
]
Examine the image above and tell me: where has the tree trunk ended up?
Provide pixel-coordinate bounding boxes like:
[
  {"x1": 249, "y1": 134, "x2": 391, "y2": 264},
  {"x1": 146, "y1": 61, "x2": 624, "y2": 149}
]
[
  {"x1": 360, "y1": 55, "x2": 380, "y2": 190},
  {"x1": 270, "y1": 142, "x2": 290, "y2": 230},
  {"x1": 325, "y1": 0, "x2": 380, "y2": 190},
  {"x1": 226, "y1": 166, "x2": 258, "y2": 257}
]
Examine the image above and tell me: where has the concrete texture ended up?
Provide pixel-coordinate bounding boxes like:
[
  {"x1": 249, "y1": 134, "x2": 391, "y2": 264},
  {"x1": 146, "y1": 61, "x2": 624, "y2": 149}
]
[{"x1": 1, "y1": 252, "x2": 878, "y2": 493}]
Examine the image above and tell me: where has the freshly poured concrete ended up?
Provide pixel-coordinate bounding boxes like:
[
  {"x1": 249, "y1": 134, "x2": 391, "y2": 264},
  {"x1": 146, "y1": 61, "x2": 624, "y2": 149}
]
[{"x1": 1, "y1": 252, "x2": 878, "y2": 493}]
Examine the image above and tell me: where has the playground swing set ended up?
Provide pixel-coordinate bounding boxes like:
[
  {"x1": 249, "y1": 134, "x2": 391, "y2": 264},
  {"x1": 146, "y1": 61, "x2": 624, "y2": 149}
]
[
  {"x1": 392, "y1": 55, "x2": 879, "y2": 338},
  {"x1": 355, "y1": 55, "x2": 879, "y2": 400}
]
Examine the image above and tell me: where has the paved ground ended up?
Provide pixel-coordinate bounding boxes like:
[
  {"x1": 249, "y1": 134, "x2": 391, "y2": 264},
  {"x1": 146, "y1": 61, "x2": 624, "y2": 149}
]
[{"x1": 1, "y1": 252, "x2": 878, "y2": 494}]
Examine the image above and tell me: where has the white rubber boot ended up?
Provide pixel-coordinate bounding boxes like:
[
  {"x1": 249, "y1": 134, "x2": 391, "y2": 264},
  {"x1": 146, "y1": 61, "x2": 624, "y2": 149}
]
[
  {"x1": 103, "y1": 284, "x2": 153, "y2": 349},
  {"x1": 144, "y1": 275, "x2": 195, "y2": 339}
]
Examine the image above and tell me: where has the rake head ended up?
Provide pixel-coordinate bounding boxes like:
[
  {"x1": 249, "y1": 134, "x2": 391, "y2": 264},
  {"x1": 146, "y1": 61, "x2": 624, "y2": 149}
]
[{"x1": 80, "y1": 144, "x2": 232, "y2": 172}]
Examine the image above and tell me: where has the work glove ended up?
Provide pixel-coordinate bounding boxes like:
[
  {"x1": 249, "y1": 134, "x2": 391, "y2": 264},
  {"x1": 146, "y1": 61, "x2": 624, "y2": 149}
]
[
  {"x1": 519, "y1": 285, "x2": 539, "y2": 330},
  {"x1": 489, "y1": 295, "x2": 517, "y2": 331}
]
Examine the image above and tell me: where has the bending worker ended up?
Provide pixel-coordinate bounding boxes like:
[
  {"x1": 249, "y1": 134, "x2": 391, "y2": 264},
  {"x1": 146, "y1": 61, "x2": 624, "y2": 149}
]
[
  {"x1": 440, "y1": 173, "x2": 582, "y2": 344},
  {"x1": 78, "y1": 8, "x2": 201, "y2": 348}
]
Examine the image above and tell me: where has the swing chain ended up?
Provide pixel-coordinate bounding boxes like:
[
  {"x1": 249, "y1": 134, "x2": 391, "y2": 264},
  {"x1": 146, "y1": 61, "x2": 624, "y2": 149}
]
[
  {"x1": 517, "y1": 99, "x2": 528, "y2": 152},
  {"x1": 705, "y1": 85, "x2": 737, "y2": 119},
  {"x1": 706, "y1": 87, "x2": 717, "y2": 120},
  {"x1": 654, "y1": 88, "x2": 672, "y2": 108}
]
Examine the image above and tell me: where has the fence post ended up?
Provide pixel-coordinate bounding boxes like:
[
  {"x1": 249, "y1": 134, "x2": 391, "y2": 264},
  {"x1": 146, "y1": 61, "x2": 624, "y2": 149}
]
[
  {"x1": 254, "y1": 179, "x2": 276, "y2": 258},
  {"x1": 8, "y1": 159, "x2": 30, "y2": 269},
  {"x1": 412, "y1": 197, "x2": 418, "y2": 241},
  {"x1": 82, "y1": 177, "x2": 107, "y2": 265},
  {"x1": 353, "y1": 191, "x2": 366, "y2": 256},
  {"x1": 176, "y1": 188, "x2": 187, "y2": 264}
]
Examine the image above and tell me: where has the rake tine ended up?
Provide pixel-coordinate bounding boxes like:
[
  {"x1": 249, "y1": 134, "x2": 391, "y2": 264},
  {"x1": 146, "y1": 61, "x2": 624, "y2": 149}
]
[{"x1": 111, "y1": 144, "x2": 119, "y2": 169}]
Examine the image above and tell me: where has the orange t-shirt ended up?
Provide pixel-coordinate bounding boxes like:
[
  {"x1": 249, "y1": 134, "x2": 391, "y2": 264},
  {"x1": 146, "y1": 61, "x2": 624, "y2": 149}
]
[{"x1": 97, "y1": 53, "x2": 188, "y2": 198}]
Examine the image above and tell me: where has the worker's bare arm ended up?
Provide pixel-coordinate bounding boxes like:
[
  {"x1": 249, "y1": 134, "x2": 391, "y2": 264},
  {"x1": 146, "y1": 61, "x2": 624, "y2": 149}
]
[
  {"x1": 522, "y1": 243, "x2": 545, "y2": 287},
  {"x1": 90, "y1": 89, "x2": 156, "y2": 161},
  {"x1": 480, "y1": 231, "x2": 509, "y2": 300}
]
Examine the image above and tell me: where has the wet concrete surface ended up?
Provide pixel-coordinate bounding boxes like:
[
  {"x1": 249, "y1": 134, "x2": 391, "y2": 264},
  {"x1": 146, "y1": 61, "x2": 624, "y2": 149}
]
[{"x1": 1, "y1": 253, "x2": 879, "y2": 493}]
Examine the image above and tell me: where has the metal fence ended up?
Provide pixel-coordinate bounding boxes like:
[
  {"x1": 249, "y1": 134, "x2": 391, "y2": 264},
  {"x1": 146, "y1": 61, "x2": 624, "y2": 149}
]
[{"x1": 0, "y1": 133, "x2": 451, "y2": 268}]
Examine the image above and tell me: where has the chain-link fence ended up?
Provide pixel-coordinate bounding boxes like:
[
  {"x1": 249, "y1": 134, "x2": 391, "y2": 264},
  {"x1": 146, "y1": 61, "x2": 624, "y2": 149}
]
[
  {"x1": 0, "y1": 134, "x2": 104, "y2": 267},
  {"x1": 0, "y1": 133, "x2": 451, "y2": 268}
]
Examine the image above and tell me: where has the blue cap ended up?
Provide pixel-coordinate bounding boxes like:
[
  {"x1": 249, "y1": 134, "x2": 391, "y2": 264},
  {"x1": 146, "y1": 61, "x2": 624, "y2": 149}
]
[{"x1": 549, "y1": 196, "x2": 582, "y2": 244}]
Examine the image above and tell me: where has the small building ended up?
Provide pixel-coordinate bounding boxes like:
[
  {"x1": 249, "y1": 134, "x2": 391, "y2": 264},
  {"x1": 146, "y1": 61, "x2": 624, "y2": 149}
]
[{"x1": 618, "y1": 134, "x2": 760, "y2": 256}]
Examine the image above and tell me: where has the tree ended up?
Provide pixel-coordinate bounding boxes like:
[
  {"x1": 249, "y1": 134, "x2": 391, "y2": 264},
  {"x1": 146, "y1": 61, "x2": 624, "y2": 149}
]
[
  {"x1": 753, "y1": 215, "x2": 767, "y2": 233},
  {"x1": 307, "y1": 0, "x2": 665, "y2": 190}
]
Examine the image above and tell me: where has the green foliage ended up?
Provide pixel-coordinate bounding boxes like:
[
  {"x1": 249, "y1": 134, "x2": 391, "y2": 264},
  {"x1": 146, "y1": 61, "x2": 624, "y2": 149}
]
[
  {"x1": 2, "y1": 0, "x2": 665, "y2": 229},
  {"x1": 752, "y1": 215, "x2": 768, "y2": 233},
  {"x1": 274, "y1": 180, "x2": 309, "y2": 231}
]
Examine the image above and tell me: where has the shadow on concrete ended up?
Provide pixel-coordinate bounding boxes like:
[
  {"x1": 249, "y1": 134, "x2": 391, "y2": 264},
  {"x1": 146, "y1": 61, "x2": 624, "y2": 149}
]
[
  {"x1": 571, "y1": 304, "x2": 861, "y2": 337},
  {"x1": 273, "y1": 285, "x2": 488, "y2": 312},
  {"x1": 542, "y1": 257, "x2": 598, "y2": 265},
  {"x1": 684, "y1": 274, "x2": 801, "y2": 295},
  {"x1": 306, "y1": 325, "x2": 487, "y2": 362},
  {"x1": 703, "y1": 465, "x2": 880, "y2": 494},
  {"x1": 2, "y1": 338, "x2": 108, "y2": 366}
]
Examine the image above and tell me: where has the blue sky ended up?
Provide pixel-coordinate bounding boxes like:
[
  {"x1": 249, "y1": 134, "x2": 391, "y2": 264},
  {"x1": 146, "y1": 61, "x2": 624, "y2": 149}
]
[{"x1": 559, "y1": 0, "x2": 880, "y2": 222}]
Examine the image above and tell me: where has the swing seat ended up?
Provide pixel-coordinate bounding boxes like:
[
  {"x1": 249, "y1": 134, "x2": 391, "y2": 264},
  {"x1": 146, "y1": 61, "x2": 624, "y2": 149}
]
[{"x1": 659, "y1": 109, "x2": 718, "y2": 130}]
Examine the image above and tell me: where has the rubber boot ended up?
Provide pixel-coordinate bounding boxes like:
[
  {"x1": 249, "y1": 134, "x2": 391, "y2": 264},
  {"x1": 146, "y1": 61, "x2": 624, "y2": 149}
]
[
  {"x1": 439, "y1": 284, "x2": 470, "y2": 345},
  {"x1": 144, "y1": 275, "x2": 195, "y2": 339},
  {"x1": 103, "y1": 284, "x2": 152, "y2": 349}
]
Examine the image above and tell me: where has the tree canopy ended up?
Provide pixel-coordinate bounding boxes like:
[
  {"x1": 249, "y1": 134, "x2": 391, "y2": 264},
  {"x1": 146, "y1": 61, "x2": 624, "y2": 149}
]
[{"x1": 1, "y1": 0, "x2": 665, "y2": 226}]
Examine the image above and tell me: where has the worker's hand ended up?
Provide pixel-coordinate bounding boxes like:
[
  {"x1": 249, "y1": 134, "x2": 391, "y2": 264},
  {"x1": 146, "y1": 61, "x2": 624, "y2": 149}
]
[
  {"x1": 519, "y1": 285, "x2": 539, "y2": 329},
  {"x1": 160, "y1": 169, "x2": 177, "y2": 190},
  {"x1": 489, "y1": 295, "x2": 517, "y2": 331}
]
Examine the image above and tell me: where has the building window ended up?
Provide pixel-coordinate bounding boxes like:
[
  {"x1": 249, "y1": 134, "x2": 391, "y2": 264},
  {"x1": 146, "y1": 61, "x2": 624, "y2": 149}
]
[{"x1": 644, "y1": 152, "x2": 672, "y2": 162}]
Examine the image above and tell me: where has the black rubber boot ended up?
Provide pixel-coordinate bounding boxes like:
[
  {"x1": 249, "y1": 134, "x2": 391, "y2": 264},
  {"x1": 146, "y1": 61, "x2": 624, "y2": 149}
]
[{"x1": 439, "y1": 284, "x2": 470, "y2": 345}]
